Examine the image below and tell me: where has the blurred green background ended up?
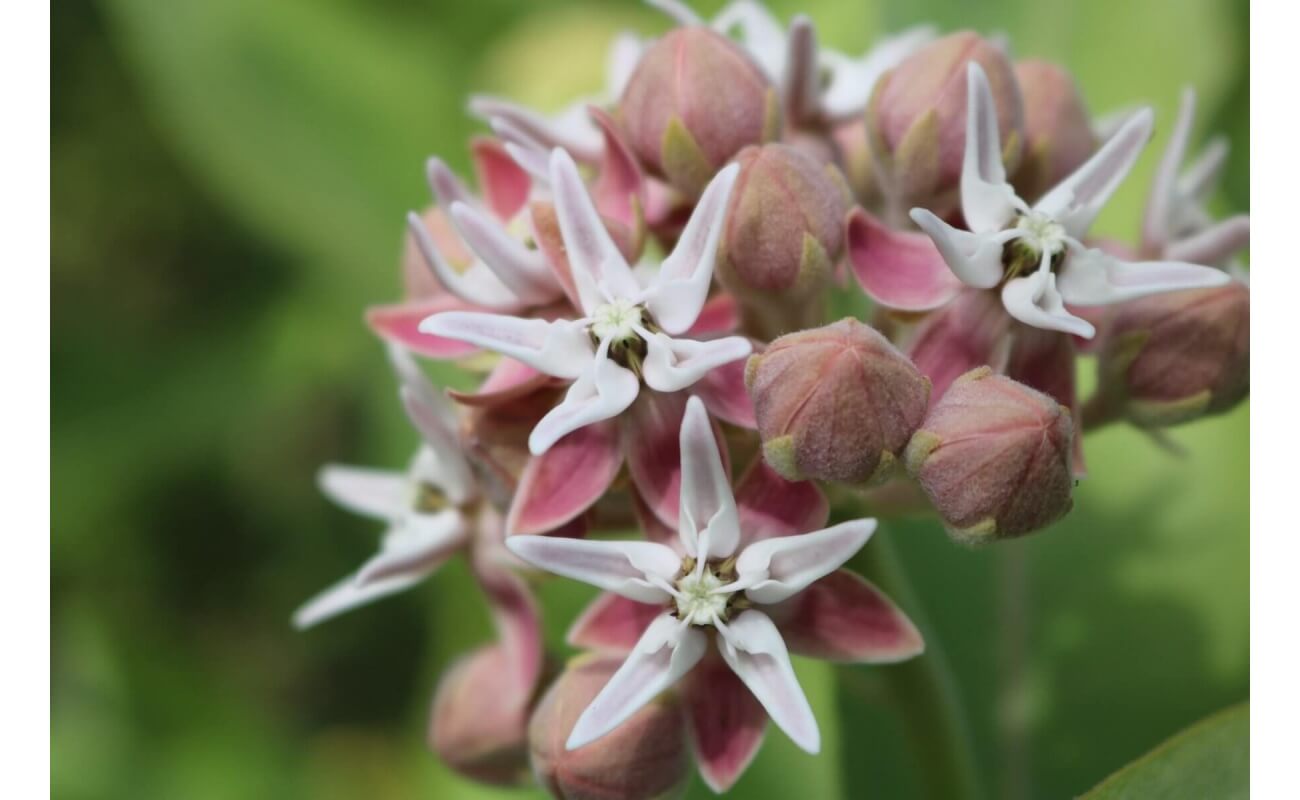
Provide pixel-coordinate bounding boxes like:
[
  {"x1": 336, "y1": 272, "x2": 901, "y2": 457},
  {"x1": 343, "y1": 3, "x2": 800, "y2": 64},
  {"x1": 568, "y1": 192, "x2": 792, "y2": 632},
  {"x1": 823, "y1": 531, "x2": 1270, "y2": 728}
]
[{"x1": 51, "y1": 0, "x2": 1248, "y2": 797}]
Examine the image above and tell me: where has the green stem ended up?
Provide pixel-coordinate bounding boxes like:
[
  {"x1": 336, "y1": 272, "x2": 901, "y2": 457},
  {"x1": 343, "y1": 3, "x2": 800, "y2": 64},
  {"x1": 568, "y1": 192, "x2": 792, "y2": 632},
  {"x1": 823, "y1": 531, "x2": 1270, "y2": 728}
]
[{"x1": 850, "y1": 533, "x2": 984, "y2": 800}]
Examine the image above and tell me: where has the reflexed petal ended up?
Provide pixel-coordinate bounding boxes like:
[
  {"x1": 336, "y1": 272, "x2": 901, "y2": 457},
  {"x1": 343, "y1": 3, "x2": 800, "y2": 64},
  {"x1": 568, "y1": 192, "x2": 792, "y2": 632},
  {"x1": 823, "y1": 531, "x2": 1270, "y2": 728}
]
[
  {"x1": 623, "y1": 391, "x2": 689, "y2": 530},
  {"x1": 641, "y1": 333, "x2": 753, "y2": 394},
  {"x1": 550, "y1": 148, "x2": 641, "y2": 313},
  {"x1": 645, "y1": 163, "x2": 741, "y2": 334},
  {"x1": 395, "y1": 372, "x2": 474, "y2": 503},
  {"x1": 469, "y1": 95, "x2": 602, "y2": 162},
  {"x1": 357, "y1": 510, "x2": 469, "y2": 585},
  {"x1": 684, "y1": 656, "x2": 768, "y2": 792},
  {"x1": 679, "y1": 396, "x2": 741, "y2": 559},
  {"x1": 693, "y1": 355, "x2": 757, "y2": 429},
  {"x1": 470, "y1": 539, "x2": 544, "y2": 698},
  {"x1": 366, "y1": 298, "x2": 480, "y2": 360},
  {"x1": 905, "y1": 287, "x2": 1013, "y2": 403},
  {"x1": 425, "y1": 156, "x2": 478, "y2": 209},
  {"x1": 716, "y1": 610, "x2": 819, "y2": 754},
  {"x1": 769, "y1": 569, "x2": 924, "y2": 663},
  {"x1": 1001, "y1": 271, "x2": 1096, "y2": 338},
  {"x1": 406, "y1": 211, "x2": 524, "y2": 311},
  {"x1": 1056, "y1": 247, "x2": 1230, "y2": 307},
  {"x1": 317, "y1": 464, "x2": 407, "y2": 520},
  {"x1": 448, "y1": 201, "x2": 559, "y2": 305},
  {"x1": 961, "y1": 63, "x2": 1023, "y2": 234},
  {"x1": 588, "y1": 105, "x2": 647, "y2": 233},
  {"x1": 506, "y1": 536, "x2": 681, "y2": 604},
  {"x1": 507, "y1": 421, "x2": 621, "y2": 535},
  {"x1": 734, "y1": 458, "x2": 829, "y2": 544},
  {"x1": 292, "y1": 570, "x2": 426, "y2": 630},
  {"x1": 687, "y1": 293, "x2": 740, "y2": 336},
  {"x1": 1035, "y1": 108, "x2": 1153, "y2": 238},
  {"x1": 1165, "y1": 216, "x2": 1250, "y2": 266},
  {"x1": 735, "y1": 519, "x2": 876, "y2": 605},
  {"x1": 909, "y1": 208, "x2": 1005, "y2": 289},
  {"x1": 1141, "y1": 88, "x2": 1196, "y2": 253},
  {"x1": 470, "y1": 137, "x2": 532, "y2": 221},
  {"x1": 528, "y1": 339, "x2": 640, "y2": 454},
  {"x1": 567, "y1": 592, "x2": 662, "y2": 653},
  {"x1": 847, "y1": 208, "x2": 963, "y2": 311},
  {"x1": 446, "y1": 357, "x2": 556, "y2": 408},
  {"x1": 420, "y1": 312, "x2": 592, "y2": 379},
  {"x1": 631, "y1": 485, "x2": 681, "y2": 546},
  {"x1": 567, "y1": 614, "x2": 708, "y2": 749}
]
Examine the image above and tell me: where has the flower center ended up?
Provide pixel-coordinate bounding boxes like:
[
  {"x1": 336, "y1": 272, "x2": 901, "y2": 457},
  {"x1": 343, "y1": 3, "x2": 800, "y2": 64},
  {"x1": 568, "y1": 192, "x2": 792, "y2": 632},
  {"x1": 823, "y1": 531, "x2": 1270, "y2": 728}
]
[
  {"x1": 410, "y1": 481, "x2": 449, "y2": 513},
  {"x1": 1002, "y1": 212, "x2": 1069, "y2": 280},
  {"x1": 589, "y1": 298, "x2": 644, "y2": 343},
  {"x1": 672, "y1": 557, "x2": 746, "y2": 626}
]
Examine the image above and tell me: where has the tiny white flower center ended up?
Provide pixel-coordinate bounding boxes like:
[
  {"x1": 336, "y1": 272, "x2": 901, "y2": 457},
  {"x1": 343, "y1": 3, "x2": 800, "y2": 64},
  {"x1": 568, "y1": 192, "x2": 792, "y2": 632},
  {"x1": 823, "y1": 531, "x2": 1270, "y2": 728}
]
[
  {"x1": 675, "y1": 569, "x2": 731, "y2": 626},
  {"x1": 1015, "y1": 212, "x2": 1067, "y2": 256},
  {"x1": 589, "y1": 298, "x2": 644, "y2": 343}
]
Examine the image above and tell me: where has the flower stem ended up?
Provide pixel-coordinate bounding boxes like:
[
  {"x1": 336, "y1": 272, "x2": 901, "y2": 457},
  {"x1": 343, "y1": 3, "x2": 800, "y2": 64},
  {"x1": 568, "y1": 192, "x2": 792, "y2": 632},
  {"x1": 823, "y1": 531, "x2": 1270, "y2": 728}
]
[{"x1": 850, "y1": 532, "x2": 984, "y2": 800}]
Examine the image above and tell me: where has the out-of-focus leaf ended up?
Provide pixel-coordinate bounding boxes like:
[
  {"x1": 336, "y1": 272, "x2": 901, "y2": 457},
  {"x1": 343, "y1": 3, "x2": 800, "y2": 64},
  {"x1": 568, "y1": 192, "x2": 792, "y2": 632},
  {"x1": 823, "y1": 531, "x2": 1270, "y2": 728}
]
[{"x1": 1081, "y1": 703, "x2": 1248, "y2": 799}]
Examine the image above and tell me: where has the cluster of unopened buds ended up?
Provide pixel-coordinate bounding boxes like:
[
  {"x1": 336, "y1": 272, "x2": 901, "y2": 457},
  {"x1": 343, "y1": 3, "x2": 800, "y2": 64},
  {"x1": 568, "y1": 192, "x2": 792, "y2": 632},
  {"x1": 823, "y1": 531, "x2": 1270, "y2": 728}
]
[{"x1": 295, "y1": 1, "x2": 1249, "y2": 795}]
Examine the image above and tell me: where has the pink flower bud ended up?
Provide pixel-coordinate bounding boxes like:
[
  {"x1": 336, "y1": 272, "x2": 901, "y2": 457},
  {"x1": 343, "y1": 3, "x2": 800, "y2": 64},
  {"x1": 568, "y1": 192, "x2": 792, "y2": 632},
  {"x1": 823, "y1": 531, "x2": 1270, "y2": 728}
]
[
  {"x1": 620, "y1": 27, "x2": 780, "y2": 198},
  {"x1": 904, "y1": 367, "x2": 1074, "y2": 543},
  {"x1": 1094, "y1": 282, "x2": 1249, "y2": 428},
  {"x1": 746, "y1": 319, "x2": 931, "y2": 484},
  {"x1": 868, "y1": 31, "x2": 1023, "y2": 212},
  {"x1": 428, "y1": 645, "x2": 534, "y2": 786},
  {"x1": 402, "y1": 207, "x2": 472, "y2": 299},
  {"x1": 1011, "y1": 59, "x2": 1097, "y2": 201},
  {"x1": 831, "y1": 118, "x2": 881, "y2": 206},
  {"x1": 529, "y1": 655, "x2": 689, "y2": 800}
]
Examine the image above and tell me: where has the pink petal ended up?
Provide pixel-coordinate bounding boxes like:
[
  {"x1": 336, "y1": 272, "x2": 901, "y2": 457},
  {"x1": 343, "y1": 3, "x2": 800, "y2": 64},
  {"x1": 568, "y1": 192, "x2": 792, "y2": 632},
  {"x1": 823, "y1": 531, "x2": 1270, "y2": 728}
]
[
  {"x1": 906, "y1": 288, "x2": 1012, "y2": 403},
  {"x1": 471, "y1": 137, "x2": 532, "y2": 222},
  {"x1": 686, "y1": 293, "x2": 740, "y2": 337},
  {"x1": 366, "y1": 299, "x2": 481, "y2": 360},
  {"x1": 549, "y1": 148, "x2": 640, "y2": 313},
  {"x1": 507, "y1": 421, "x2": 622, "y2": 535},
  {"x1": 588, "y1": 106, "x2": 647, "y2": 233},
  {"x1": 631, "y1": 485, "x2": 680, "y2": 547},
  {"x1": 847, "y1": 208, "x2": 964, "y2": 312},
  {"x1": 527, "y1": 200, "x2": 584, "y2": 311},
  {"x1": 622, "y1": 390, "x2": 689, "y2": 530},
  {"x1": 734, "y1": 458, "x2": 829, "y2": 544},
  {"x1": 768, "y1": 569, "x2": 924, "y2": 663},
  {"x1": 470, "y1": 532, "x2": 544, "y2": 699},
  {"x1": 447, "y1": 357, "x2": 558, "y2": 409},
  {"x1": 567, "y1": 592, "x2": 662, "y2": 653},
  {"x1": 684, "y1": 655, "x2": 768, "y2": 793},
  {"x1": 693, "y1": 355, "x2": 757, "y2": 429},
  {"x1": 1006, "y1": 325, "x2": 1085, "y2": 476}
]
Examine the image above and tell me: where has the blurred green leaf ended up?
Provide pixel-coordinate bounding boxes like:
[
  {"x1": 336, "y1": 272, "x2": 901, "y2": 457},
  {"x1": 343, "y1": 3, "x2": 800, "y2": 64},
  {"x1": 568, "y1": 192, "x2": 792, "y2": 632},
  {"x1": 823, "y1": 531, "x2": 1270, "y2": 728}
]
[{"x1": 1081, "y1": 702, "x2": 1248, "y2": 799}]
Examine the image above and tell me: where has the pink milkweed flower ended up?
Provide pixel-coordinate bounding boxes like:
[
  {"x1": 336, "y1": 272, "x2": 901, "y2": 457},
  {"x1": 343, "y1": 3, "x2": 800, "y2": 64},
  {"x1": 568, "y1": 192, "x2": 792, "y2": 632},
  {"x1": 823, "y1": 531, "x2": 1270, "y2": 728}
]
[
  {"x1": 506, "y1": 397, "x2": 923, "y2": 791},
  {"x1": 421, "y1": 149, "x2": 751, "y2": 456}
]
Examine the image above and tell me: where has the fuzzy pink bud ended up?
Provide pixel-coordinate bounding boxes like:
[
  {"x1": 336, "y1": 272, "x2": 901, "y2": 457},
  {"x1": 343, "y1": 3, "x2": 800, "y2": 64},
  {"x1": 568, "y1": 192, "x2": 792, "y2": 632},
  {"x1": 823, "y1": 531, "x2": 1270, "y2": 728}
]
[
  {"x1": 428, "y1": 645, "x2": 534, "y2": 786},
  {"x1": 831, "y1": 118, "x2": 880, "y2": 206},
  {"x1": 1093, "y1": 282, "x2": 1249, "y2": 428},
  {"x1": 867, "y1": 31, "x2": 1023, "y2": 213},
  {"x1": 529, "y1": 655, "x2": 689, "y2": 800},
  {"x1": 746, "y1": 319, "x2": 931, "y2": 484},
  {"x1": 620, "y1": 27, "x2": 780, "y2": 198},
  {"x1": 905, "y1": 367, "x2": 1074, "y2": 544},
  {"x1": 1011, "y1": 59, "x2": 1097, "y2": 201}
]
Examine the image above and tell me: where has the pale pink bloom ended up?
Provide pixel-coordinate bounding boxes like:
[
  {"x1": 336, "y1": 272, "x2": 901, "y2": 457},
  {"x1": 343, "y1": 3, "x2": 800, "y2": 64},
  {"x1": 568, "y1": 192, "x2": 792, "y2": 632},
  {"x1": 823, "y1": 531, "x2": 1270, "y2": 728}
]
[
  {"x1": 422, "y1": 149, "x2": 751, "y2": 456},
  {"x1": 506, "y1": 397, "x2": 922, "y2": 790}
]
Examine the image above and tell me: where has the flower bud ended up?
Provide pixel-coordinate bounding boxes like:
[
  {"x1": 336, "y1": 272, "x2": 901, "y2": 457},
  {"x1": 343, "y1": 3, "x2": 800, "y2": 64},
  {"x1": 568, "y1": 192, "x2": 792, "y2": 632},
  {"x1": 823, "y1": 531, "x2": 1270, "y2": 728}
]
[
  {"x1": 529, "y1": 655, "x2": 689, "y2": 800},
  {"x1": 1011, "y1": 59, "x2": 1097, "y2": 201},
  {"x1": 620, "y1": 27, "x2": 780, "y2": 198},
  {"x1": 905, "y1": 367, "x2": 1074, "y2": 544},
  {"x1": 746, "y1": 319, "x2": 931, "y2": 484},
  {"x1": 831, "y1": 118, "x2": 881, "y2": 206},
  {"x1": 717, "y1": 144, "x2": 848, "y2": 338},
  {"x1": 1094, "y1": 282, "x2": 1249, "y2": 428},
  {"x1": 402, "y1": 207, "x2": 472, "y2": 299},
  {"x1": 428, "y1": 645, "x2": 533, "y2": 786},
  {"x1": 867, "y1": 32, "x2": 1023, "y2": 213}
]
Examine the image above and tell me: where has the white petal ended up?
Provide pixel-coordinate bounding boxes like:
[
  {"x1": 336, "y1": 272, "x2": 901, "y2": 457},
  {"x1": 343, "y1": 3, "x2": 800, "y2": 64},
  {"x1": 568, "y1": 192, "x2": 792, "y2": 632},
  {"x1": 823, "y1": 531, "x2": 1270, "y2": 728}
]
[
  {"x1": 712, "y1": 0, "x2": 787, "y2": 79},
  {"x1": 960, "y1": 63, "x2": 1023, "y2": 234},
  {"x1": 735, "y1": 519, "x2": 875, "y2": 604},
  {"x1": 405, "y1": 211, "x2": 523, "y2": 311},
  {"x1": 505, "y1": 535, "x2": 680, "y2": 604},
  {"x1": 641, "y1": 332, "x2": 752, "y2": 394},
  {"x1": 426, "y1": 157, "x2": 478, "y2": 210},
  {"x1": 292, "y1": 570, "x2": 426, "y2": 630},
  {"x1": 318, "y1": 464, "x2": 407, "y2": 521},
  {"x1": 1056, "y1": 247, "x2": 1231, "y2": 307},
  {"x1": 1164, "y1": 215, "x2": 1249, "y2": 266},
  {"x1": 1034, "y1": 108, "x2": 1153, "y2": 239},
  {"x1": 605, "y1": 33, "x2": 646, "y2": 99},
  {"x1": 717, "y1": 610, "x2": 820, "y2": 754},
  {"x1": 468, "y1": 95, "x2": 602, "y2": 162},
  {"x1": 357, "y1": 510, "x2": 469, "y2": 586},
  {"x1": 678, "y1": 396, "x2": 741, "y2": 560},
  {"x1": 1000, "y1": 270, "x2": 1096, "y2": 338},
  {"x1": 1178, "y1": 136, "x2": 1229, "y2": 207},
  {"x1": 820, "y1": 26, "x2": 934, "y2": 120},
  {"x1": 502, "y1": 139, "x2": 550, "y2": 184},
  {"x1": 528, "y1": 339, "x2": 640, "y2": 454},
  {"x1": 645, "y1": 164, "x2": 740, "y2": 334},
  {"x1": 389, "y1": 347, "x2": 475, "y2": 504},
  {"x1": 550, "y1": 148, "x2": 641, "y2": 313},
  {"x1": 567, "y1": 614, "x2": 707, "y2": 749},
  {"x1": 646, "y1": 0, "x2": 703, "y2": 27},
  {"x1": 419, "y1": 312, "x2": 592, "y2": 380},
  {"x1": 1141, "y1": 88, "x2": 1196, "y2": 253},
  {"x1": 909, "y1": 208, "x2": 1006, "y2": 289},
  {"x1": 448, "y1": 201, "x2": 560, "y2": 305}
]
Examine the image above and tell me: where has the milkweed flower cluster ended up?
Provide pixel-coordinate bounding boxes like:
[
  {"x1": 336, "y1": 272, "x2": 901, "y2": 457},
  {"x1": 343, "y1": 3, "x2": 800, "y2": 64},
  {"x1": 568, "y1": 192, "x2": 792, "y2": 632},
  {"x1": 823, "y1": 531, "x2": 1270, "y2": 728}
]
[{"x1": 295, "y1": 2, "x2": 1249, "y2": 796}]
